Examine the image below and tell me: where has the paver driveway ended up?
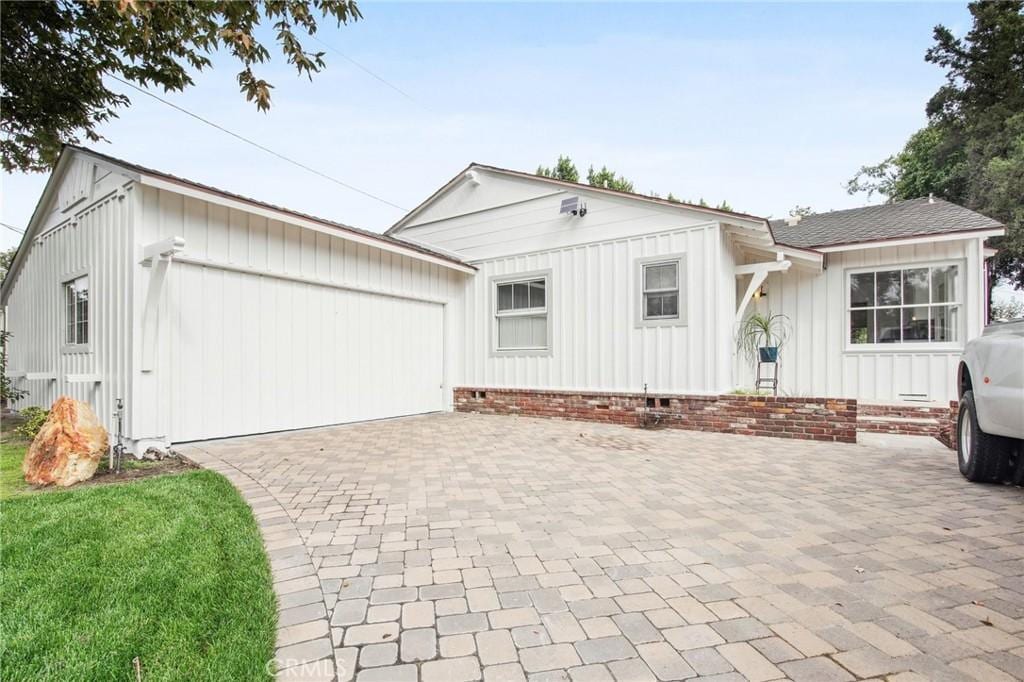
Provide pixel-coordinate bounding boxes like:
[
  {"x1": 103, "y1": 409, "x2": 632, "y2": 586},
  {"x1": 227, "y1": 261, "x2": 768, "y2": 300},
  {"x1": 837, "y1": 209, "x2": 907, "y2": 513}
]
[{"x1": 179, "y1": 413, "x2": 1024, "y2": 682}]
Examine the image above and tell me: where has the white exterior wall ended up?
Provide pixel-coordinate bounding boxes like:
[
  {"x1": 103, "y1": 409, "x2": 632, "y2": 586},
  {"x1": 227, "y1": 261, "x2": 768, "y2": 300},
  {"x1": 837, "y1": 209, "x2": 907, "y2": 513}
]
[
  {"x1": 132, "y1": 186, "x2": 466, "y2": 445},
  {"x1": 399, "y1": 172, "x2": 731, "y2": 262},
  {"x1": 458, "y1": 223, "x2": 730, "y2": 394},
  {"x1": 739, "y1": 237, "x2": 985, "y2": 403},
  {"x1": 2, "y1": 158, "x2": 135, "y2": 437}
]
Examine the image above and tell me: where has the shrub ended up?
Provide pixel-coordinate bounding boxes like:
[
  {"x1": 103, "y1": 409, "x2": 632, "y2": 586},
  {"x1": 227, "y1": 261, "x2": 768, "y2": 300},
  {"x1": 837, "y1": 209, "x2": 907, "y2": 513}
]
[
  {"x1": 15, "y1": 407, "x2": 48, "y2": 441},
  {"x1": 0, "y1": 330, "x2": 27, "y2": 405}
]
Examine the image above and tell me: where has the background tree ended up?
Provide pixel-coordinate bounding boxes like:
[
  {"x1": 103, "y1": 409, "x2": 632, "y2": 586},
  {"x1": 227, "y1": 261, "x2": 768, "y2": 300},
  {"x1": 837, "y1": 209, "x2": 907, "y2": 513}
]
[
  {"x1": 847, "y1": 1, "x2": 1024, "y2": 295},
  {"x1": 1, "y1": 0, "x2": 362, "y2": 172},
  {"x1": 536, "y1": 155, "x2": 579, "y2": 183},
  {"x1": 789, "y1": 205, "x2": 814, "y2": 218},
  {"x1": 586, "y1": 165, "x2": 634, "y2": 193},
  {"x1": 0, "y1": 246, "x2": 16, "y2": 284},
  {"x1": 991, "y1": 297, "x2": 1024, "y2": 321},
  {"x1": 534, "y1": 157, "x2": 736, "y2": 211}
]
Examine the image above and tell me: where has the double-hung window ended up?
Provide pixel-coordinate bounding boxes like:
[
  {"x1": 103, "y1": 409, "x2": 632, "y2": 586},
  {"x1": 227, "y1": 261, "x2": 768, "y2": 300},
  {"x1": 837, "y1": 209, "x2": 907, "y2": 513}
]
[
  {"x1": 494, "y1": 274, "x2": 549, "y2": 352},
  {"x1": 636, "y1": 254, "x2": 687, "y2": 327},
  {"x1": 64, "y1": 274, "x2": 89, "y2": 347},
  {"x1": 848, "y1": 263, "x2": 960, "y2": 346},
  {"x1": 643, "y1": 261, "x2": 679, "y2": 320}
]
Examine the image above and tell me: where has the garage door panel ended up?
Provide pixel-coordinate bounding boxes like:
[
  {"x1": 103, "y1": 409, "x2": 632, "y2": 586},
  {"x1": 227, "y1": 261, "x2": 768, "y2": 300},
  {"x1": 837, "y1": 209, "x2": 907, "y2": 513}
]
[{"x1": 170, "y1": 264, "x2": 444, "y2": 442}]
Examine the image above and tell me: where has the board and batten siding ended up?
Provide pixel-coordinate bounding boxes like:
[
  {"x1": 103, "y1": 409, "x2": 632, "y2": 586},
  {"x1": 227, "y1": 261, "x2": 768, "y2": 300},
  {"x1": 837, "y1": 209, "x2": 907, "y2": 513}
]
[
  {"x1": 3, "y1": 161, "x2": 135, "y2": 437},
  {"x1": 740, "y1": 237, "x2": 984, "y2": 403},
  {"x1": 132, "y1": 186, "x2": 465, "y2": 444},
  {"x1": 458, "y1": 223, "x2": 729, "y2": 395}
]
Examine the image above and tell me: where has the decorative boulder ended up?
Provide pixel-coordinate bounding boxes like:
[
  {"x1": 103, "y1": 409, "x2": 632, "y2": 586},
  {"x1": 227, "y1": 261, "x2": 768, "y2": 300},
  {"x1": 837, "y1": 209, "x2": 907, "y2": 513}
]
[{"x1": 23, "y1": 397, "x2": 109, "y2": 487}]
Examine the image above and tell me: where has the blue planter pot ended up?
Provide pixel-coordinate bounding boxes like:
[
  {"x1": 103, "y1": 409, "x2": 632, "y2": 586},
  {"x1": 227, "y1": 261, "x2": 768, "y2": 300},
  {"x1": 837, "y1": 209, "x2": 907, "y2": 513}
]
[{"x1": 759, "y1": 346, "x2": 779, "y2": 363}]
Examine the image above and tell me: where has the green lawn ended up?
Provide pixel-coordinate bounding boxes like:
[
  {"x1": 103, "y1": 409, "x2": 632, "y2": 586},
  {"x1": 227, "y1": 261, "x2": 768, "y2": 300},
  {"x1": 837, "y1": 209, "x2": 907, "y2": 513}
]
[
  {"x1": 0, "y1": 428, "x2": 32, "y2": 500},
  {"x1": 0, "y1": 437, "x2": 277, "y2": 680}
]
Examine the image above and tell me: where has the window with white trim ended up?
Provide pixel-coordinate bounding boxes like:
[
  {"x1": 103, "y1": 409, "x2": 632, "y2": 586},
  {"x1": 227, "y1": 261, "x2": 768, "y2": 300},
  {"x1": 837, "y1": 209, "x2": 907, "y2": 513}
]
[
  {"x1": 64, "y1": 274, "x2": 89, "y2": 345},
  {"x1": 642, "y1": 261, "x2": 680, "y2": 320},
  {"x1": 848, "y1": 264, "x2": 960, "y2": 345},
  {"x1": 495, "y1": 277, "x2": 548, "y2": 351}
]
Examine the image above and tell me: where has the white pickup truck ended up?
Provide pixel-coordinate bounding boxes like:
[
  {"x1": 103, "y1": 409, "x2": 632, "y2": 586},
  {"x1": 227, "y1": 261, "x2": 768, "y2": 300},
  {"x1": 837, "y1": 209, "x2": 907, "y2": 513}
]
[{"x1": 956, "y1": 319, "x2": 1024, "y2": 483}]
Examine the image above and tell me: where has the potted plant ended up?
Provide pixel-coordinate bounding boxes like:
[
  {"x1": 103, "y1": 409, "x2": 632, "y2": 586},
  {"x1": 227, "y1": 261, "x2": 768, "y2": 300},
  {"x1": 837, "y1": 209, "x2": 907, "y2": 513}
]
[{"x1": 737, "y1": 312, "x2": 791, "y2": 365}]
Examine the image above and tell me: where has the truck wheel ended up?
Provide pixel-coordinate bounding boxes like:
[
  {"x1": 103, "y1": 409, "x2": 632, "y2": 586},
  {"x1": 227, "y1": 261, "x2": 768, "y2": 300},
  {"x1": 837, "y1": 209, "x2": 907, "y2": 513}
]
[{"x1": 957, "y1": 390, "x2": 1010, "y2": 483}]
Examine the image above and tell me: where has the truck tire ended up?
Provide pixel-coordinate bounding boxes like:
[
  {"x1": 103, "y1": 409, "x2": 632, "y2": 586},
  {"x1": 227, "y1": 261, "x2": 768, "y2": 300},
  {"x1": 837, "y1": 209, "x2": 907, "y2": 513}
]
[{"x1": 957, "y1": 390, "x2": 1010, "y2": 483}]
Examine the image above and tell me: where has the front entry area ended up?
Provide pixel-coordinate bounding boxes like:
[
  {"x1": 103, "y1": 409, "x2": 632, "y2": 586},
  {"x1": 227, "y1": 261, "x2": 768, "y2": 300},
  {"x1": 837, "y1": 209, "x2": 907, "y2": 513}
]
[{"x1": 167, "y1": 263, "x2": 445, "y2": 442}]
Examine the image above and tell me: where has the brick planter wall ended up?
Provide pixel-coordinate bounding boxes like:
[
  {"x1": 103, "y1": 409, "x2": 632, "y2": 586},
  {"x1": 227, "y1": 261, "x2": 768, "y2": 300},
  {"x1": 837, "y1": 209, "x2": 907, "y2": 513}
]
[
  {"x1": 454, "y1": 388, "x2": 858, "y2": 443},
  {"x1": 858, "y1": 401, "x2": 959, "y2": 448}
]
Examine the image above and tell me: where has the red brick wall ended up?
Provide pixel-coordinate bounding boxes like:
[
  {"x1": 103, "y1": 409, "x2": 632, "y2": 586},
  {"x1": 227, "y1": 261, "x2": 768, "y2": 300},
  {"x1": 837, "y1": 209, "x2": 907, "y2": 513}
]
[
  {"x1": 454, "y1": 387, "x2": 858, "y2": 443},
  {"x1": 858, "y1": 402, "x2": 958, "y2": 448}
]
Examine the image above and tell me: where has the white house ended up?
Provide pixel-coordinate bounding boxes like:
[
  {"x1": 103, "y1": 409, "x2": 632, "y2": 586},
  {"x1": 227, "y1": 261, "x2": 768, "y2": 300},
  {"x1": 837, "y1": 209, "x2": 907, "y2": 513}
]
[
  {"x1": 2, "y1": 148, "x2": 1005, "y2": 451},
  {"x1": 390, "y1": 164, "x2": 1003, "y2": 406}
]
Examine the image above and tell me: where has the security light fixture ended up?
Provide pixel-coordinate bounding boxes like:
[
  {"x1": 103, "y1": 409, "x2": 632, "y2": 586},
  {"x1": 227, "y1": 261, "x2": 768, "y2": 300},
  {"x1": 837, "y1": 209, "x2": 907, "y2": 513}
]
[{"x1": 559, "y1": 196, "x2": 587, "y2": 217}]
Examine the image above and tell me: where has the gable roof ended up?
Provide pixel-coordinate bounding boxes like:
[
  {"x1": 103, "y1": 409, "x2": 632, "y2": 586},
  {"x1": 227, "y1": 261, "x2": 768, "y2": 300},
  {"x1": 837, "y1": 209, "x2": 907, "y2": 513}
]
[
  {"x1": 388, "y1": 162, "x2": 770, "y2": 234},
  {"x1": 769, "y1": 197, "x2": 1004, "y2": 249},
  {"x1": 2, "y1": 146, "x2": 473, "y2": 300}
]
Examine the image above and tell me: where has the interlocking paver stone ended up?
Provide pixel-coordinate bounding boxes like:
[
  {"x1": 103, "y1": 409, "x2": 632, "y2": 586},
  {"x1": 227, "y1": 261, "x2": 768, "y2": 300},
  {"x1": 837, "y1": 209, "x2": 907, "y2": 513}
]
[
  {"x1": 484, "y1": 662, "x2": 527, "y2": 682},
  {"x1": 422, "y1": 655, "x2": 483, "y2": 682},
  {"x1": 342, "y1": 622, "x2": 398, "y2": 646},
  {"x1": 400, "y1": 627, "x2": 437, "y2": 662},
  {"x1": 477, "y1": 629, "x2": 518, "y2": 665},
  {"x1": 331, "y1": 599, "x2": 368, "y2": 627},
  {"x1": 520, "y1": 643, "x2": 582, "y2": 672},
  {"x1": 636, "y1": 641, "x2": 696, "y2": 681},
  {"x1": 574, "y1": 636, "x2": 637, "y2": 664},
  {"x1": 358, "y1": 642, "x2": 397, "y2": 668},
  {"x1": 439, "y1": 612, "x2": 491, "y2": 635},
  {"x1": 180, "y1": 413, "x2": 1024, "y2": 682},
  {"x1": 663, "y1": 624, "x2": 725, "y2": 651},
  {"x1": 779, "y1": 656, "x2": 854, "y2": 682}
]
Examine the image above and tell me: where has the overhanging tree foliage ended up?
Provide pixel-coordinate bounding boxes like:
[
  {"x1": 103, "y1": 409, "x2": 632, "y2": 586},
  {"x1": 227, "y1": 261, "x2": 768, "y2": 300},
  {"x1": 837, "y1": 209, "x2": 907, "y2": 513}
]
[
  {"x1": 1, "y1": 0, "x2": 362, "y2": 172},
  {"x1": 848, "y1": 1, "x2": 1024, "y2": 291}
]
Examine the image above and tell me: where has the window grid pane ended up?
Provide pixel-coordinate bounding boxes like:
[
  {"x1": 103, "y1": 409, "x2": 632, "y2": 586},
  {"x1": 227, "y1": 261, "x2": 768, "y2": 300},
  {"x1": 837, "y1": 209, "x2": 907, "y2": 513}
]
[
  {"x1": 65, "y1": 284, "x2": 76, "y2": 344},
  {"x1": 528, "y1": 279, "x2": 545, "y2": 308},
  {"x1": 497, "y1": 284, "x2": 513, "y2": 311},
  {"x1": 644, "y1": 263, "x2": 677, "y2": 292}
]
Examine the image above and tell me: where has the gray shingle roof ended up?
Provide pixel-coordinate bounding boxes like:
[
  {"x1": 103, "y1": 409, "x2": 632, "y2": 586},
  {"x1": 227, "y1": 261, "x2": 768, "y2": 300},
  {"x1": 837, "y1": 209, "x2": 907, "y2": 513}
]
[{"x1": 769, "y1": 197, "x2": 1003, "y2": 249}]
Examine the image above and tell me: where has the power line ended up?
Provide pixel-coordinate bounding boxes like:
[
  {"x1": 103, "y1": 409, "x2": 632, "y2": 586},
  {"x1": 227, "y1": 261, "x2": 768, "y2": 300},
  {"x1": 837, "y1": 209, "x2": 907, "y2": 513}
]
[
  {"x1": 309, "y1": 35, "x2": 427, "y2": 110},
  {"x1": 109, "y1": 75, "x2": 408, "y2": 211},
  {"x1": 0, "y1": 222, "x2": 25, "y2": 234}
]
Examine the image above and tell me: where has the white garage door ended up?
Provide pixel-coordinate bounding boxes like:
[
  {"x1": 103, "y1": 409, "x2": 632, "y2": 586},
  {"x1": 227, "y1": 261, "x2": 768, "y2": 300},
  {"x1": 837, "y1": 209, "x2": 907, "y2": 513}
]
[{"x1": 168, "y1": 264, "x2": 445, "y2": 442}]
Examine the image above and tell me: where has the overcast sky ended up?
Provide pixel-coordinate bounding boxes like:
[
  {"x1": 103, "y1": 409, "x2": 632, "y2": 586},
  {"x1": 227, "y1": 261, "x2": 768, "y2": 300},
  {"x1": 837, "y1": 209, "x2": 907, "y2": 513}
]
[{"x1": 1, "y1": 1, "x2": 972, "y2": 253}]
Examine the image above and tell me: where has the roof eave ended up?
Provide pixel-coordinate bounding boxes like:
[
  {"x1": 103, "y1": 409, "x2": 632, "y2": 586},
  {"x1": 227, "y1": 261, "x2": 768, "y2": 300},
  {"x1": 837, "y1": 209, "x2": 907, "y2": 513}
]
[
  {"x1": 136, "y1": 171, "x2": 476, "y2": 274},
  {"x1": 813, "y1": 226, "x2": 1006, "y2": 253}
]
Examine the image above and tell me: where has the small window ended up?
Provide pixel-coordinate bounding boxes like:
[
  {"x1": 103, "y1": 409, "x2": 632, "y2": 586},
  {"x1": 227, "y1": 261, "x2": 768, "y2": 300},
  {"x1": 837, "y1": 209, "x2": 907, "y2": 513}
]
[
  {"x1": 643, "y1": 261, "x2": 679, "y2": 320},
  {"x1": 64, "y1": 274, "x2": 89, "y2": 346},
  {"x1": 848, "y1": 263, "x2": 960, "y2": 346},
  {"x1": 636, "y1": 255, "x2": 686, "y2": 327},
  {"x1": 494, "y1": 275, "x2": 549, "y2": 352}
]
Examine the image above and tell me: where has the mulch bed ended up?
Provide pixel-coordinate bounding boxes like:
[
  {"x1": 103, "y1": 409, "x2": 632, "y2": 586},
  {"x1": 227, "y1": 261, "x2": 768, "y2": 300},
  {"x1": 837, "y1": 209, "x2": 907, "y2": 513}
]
[{"x1": 23, "y1": 455, "x2": 200, "y2": 494}]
